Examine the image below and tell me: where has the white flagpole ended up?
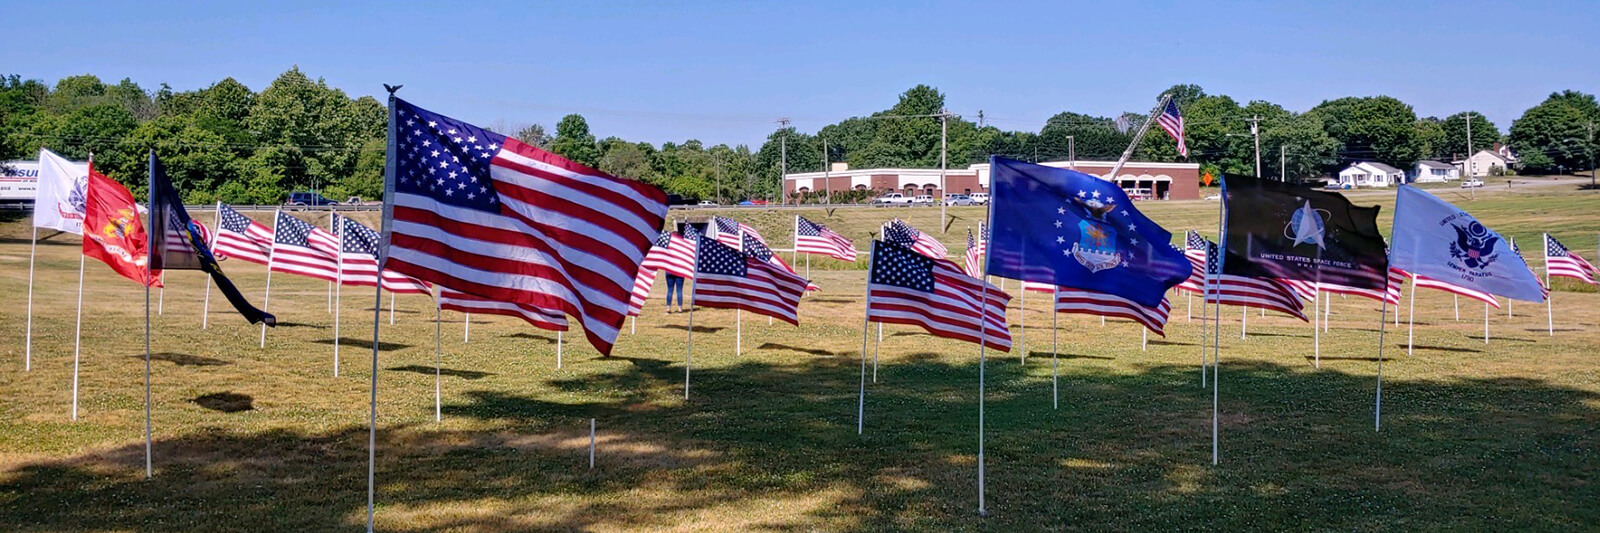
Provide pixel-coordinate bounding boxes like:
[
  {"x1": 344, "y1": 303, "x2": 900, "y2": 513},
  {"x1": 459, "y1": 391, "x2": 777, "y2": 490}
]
[
  {"x1": 157, "y1": 272, "x2": 165, "y2": 315},
  {"x1": 1200, "y1": 281, "x2": 1209, "y2": 387},
  {"x1": 736, "y1": 309, "x2": 742, "y2": 355},
  {"x1": 201, "y1": 202, "x2": 220, "y2": 329},
  {"x1": 1142, "y1": 327, "x2": 1148, "y2": 352},
  {"x1": 434, "y1": 290, "x2": 442, "y2": 422},
  {"x1": 326, "y1": 215, "x2": 335, "y2": 314},
  {"x1": 463, "y1": 313, "x2": 470, "y2": 343},
  {"x1": 1019, "y1": 286, "x2": 1026, "y2": 363},
  {"x1": 260, "y1": 209, "x2": 279, "y2": 348},
  {"x1": 684, "y1": 245, "x2": 701, "y2": 400},
  {"x1": 389, "y1": 290, "x2": 396, "y2": 325},
  {"x1": 977, "y1": 273, "x2": 990, "y2": 516},
  {"x1": 1406, "y1": 275, "x2": 1417, "y2": 357},
  {"x1": 334, "y1": 215, "x2": 343, "y2": 377},
  {"x1": 631, "y1": 315, "x2": 636, "y2": 334},
  {"x1": 1211, "y1": 179, "x2": 1228, "y2": 465},
  {"x1": 1052, "y1": 286, "x2": 1059, "y2": 409},
  {"x1": 1454, "y1": 294, "x2": 1460, "y2": 321},
  {"x1": 791, "y1": 214, "x2": 799, "y2": 266},
  {"x1": 71, "y1": 254, "x2": 85, "y2": 421},
  {"x1": 857, "y1": 242, "x2": 875, "y2": 434},
  {"x1": 1313, "y1": 291, "x2": 1321, "y2": 367},
  {"x1": 144, "y1": 267, "x2": 153, "y2": 478},
  {"x1": 1545, "y1": 235, "x2": 1553, "y2": 336},
  {"x1": 1374, "y1": 286, "x2": 1392, "y2": 432},
  {"x1": 1240, "y1": 303, "x2": 1247, "y2": 339},
  {"x1": 1323, "y1": 294, "x2": 1331, "y2": 332},
  {"x1": 873, "y1": 323, "x2": 881, "y2": 383},
  {"x1": 556, "y1": 330, "x2": 563, "y2": 369},
  {"x1": 24, "y1": 226, "x2": 37, "y2": 371},
  {"x1": 1483, "y1": 302, "x2": 1490, "y2": 344}
]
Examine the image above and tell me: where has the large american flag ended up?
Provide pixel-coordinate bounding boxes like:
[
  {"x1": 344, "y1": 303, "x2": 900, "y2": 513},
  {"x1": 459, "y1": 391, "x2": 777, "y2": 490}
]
[
  {"x1": 691, "y1": 235, "x2": 808, "y2": 324},
  {"x1": 884, "y1": 219, "x2": 948, "y2": 259},
  {"x1": 866, "y1": 240, "x2": 1012, "y2": 351},
  {"x1": 795, "y1": 215, "x2": 857, "y2": 262},
  {"x1": 214, "y1": 204, "x2": 273, "y2": 265},
  {"x1": 963, "y1": 226, "x2": 983, "y2": 278},
  {"x1": 439, "y1": 287, "x2": 568, "y2": 332},
  {"x1": 641, "y1": 226, "x2": 698, "y2": 279},
  {"x1": 269, "y1": 211, "x2": 340, "y2": 282},
  {"x1": 1545, "y1": 234, "x2": 1598, "y2": 285},
  {"x1": 1202, "y1": 239, "x2": 1307, "y2": 321},
  {"x1": 384, "y1": 99, "x2": 668, "y2": 356},
  {"x1": 1055, "y1": 287, "x2": 1172, "y2": 336},
  {"x1": 709, "y1": 216, "x2": 762, "y2": 249},
  {"x1": 336, "y1": 216, "x2": 431, "y2": 294},
  {"x1": 1156, "y1": 98, "x2": 1187, "y2": 158},
  {"x1": 1407, "y1": 271, "x2": 1500, "y2": 308}
]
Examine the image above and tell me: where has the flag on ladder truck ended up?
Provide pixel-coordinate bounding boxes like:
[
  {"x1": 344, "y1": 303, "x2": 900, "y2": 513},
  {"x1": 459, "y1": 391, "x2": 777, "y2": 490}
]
[
  {"x1": 214, "y1": 204, "x2": 274, "y2": 265},
  {"x1": 269, "y1": 211, "x2": 340, "y2": 282},
  {"x1": 1545, "y1": 234, "x2": 1599, "y2": 285},
  {"x1": 336, "y1": 216, "x2": 431, "y2": 294},
  {"x1": 866, "y1": 240, "x2": 1011, "y2": 350},
  {"x1": 1156, "y1": 97, "x2": 1187, "y2": 158},
  {"x1": 795, "y1": 215, "x2": 858, "y2": 262},
  {"x1": 692, "y1": 234, "x2": 808, "y2": 324},
  {"x1": 383, "y1": 98, "x2": 668, "y2": 356}
]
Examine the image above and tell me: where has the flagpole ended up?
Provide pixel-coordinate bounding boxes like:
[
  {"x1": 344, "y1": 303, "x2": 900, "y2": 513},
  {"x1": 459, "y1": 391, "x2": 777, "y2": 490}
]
[
  {"x1": 24, "y1": 226, "x2": 37, "y2": 371},
  {"x1": 1454, "y1": 294, "x2": 1459, "y2": 321},
  {"x1": 1313, "y1": 247, "x2": 1324, "y2": 368},
  {"x1": 334, "y1": 215, "x2": 343, "y2": 377},
  {"x1": 202, "y1": 202, "x2": 219, "y2": 330},
  {"x1": 157, "y1": 272, "x2": 165, "y2": 315},
  {"x1": 434, "y1": 289, "x2": 442, "y2": 422},
  {"x1": 684, "y1": 242, "x2": 701, "y2": 401},
  {"x1": 1186, "y1": 291, "x2": 1192, "y2": 323},
  {"x1": 791, "y1": 214, "x2": 799, "y2": 266},
  {"x1": 1200, "y1": 278, "x2": 1209, "y2": 387},
  {"x1": 463, "y1": 313, "x2": 470, "y2": 343},
  {"x1": 368, "y1": 85, "x2": 401, "y2": 533},
  {"x1": 977, "y1": 188, "x2": 998, "y2": 518},
  {"x1": 857, "y1": 242, "x2": 875, "y2": 435},
  {"x1": 736, "y1": 309, "x2": 742, "y2": 355},
  {"x1": 260, "y1": 209, "x2": 279, "y2": 348},
  {"x1": 1142, "y1": 327, "x2": 1148, "y2": 351},
  {"x1": 144, "y1": 266, "x2": 153, "y2": 478},
  {"x1": 1324, "y1": 294, "x2": 1331, "y2": 332},
  {"x1": 1544, "y1": 234, "x2": 1553, "y2": 336},
  {"x1": 1212, "y1": 178, "x2": 1230, "y2": 465},
  {"x1": 873, "y1": 323, "x2": 881, "y2": 383},
  {"x1": 1240, "y1": 304, "x2": 1247, "y2": 339},
  {"x1": 1374, "y1": 285, "x2": 1391, "y2": 433},
  {"x1": 1052, "y1": 286, "x2": 1059, "y2": 409},
  {"x1": 556, "y1": 330, "x2": 563, "y2": 368},
  {"x1": 1019, "y1": 286, "x2": 1026, "y2": 363},
  {"x1": 326, "y1": 215, "x2": 335, "y2": 313},
  {"x1": 1483, "y1": 302, "x2": 1490, "y2": 344},
  {"x1": 389, "y1": 290, "x2": 396, "y2": 325},
  {"x1": 1406, "y1": 275, "x2": 1417, "y2": 357},
  {"x1": 71, "y1": 253, "x2": 85, "y2": 421}
]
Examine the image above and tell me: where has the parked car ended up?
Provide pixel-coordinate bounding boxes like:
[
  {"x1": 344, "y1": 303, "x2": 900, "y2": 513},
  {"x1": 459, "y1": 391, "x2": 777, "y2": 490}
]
[
  {"x1": 911, "y1": 194, "x2": 936, "y2": 205},
  {"x1": 1461, "y1": 179, "x2": 1484, "y2": 188},
  {"x1": 697, "y1": 200, "x2": 719, "y2": 207},
  {"x1": 287, "y1": 192, "x2": 339, "y2": 206},
  {"x1": 872, "y1": 193, "x2": 914, "y2": 206},
  {"x1": 944, "y1": 194, "x2": 973, "y2": 206},
  {"x1": 345, "y1": 196, "x2": 382, "y2": 206},
  {"x1": 968, "y1": 193, "x2": 990, "y2": 205}
]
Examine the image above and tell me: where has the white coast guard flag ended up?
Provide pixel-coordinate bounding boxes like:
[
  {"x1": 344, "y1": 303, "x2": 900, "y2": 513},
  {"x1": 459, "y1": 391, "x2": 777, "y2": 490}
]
[
  {"x1": 34, "y1": 149, "x2": 88, "y2": 234},
  {"x1": 1389, "y1": 185, "x2": 1545, "y2": 303}
]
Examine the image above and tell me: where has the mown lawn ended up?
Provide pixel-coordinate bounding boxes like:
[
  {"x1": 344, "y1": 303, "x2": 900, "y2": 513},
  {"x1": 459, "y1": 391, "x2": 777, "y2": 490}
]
[{"x1": 0, "y1": 179, "x2": 1597, "y2": 531}]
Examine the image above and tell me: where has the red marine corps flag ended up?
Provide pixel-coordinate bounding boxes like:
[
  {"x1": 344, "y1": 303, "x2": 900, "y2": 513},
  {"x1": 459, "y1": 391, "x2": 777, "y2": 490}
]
[{"x1": 82, "y1": 164, "x2": 158, "y2": 287}]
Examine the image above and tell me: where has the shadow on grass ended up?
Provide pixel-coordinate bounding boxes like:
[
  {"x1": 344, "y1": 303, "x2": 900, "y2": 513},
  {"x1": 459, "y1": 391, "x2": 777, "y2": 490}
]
[
  {"x1": 134, "y1": 352, "x2": 231, "y2": 367},
  {"x1": 273, "y1": 321, "x2": 330, "y2": 330},
  {"x1": 503, "y1": 332, "x2": 556, "y2": 343},
  {"x1": 658, "y1": 324, "x2": 726, "y2": 334},
  {"x1": 192, "y1": 392, "x2": 253, "y2": 413},
  {"x1": 1398, "y1": 344, "x2": 1483, "y2": 354},
  {"x1": 757, "y1": 342, "x2": 848, "y2": 357},
  {"x1": 312, "y1": 338, "x2": 413, "y2": 351},
  {"x1": 1147, "y1": 340, "x2": 1196, "y2": 347},
  {"x1": 3, "y1": 358, "x2": 1600, "y2": 531},
  {"x1": 387, "y1": 365, "x2": 494, "y2": 380}
]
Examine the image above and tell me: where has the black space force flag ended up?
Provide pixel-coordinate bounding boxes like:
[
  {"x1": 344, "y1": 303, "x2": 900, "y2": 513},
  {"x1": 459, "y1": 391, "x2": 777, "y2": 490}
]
[
  {"x1": 147, "y1": 152, "x2": 276, "y2": 325},
  {"x1": 1220, "y1": 174, "x2": 1388, "y2": 290}
]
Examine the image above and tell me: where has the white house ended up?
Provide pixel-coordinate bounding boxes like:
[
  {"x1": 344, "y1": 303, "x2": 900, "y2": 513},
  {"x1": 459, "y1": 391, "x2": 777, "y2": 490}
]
[
  {"x1": 1457, "y1": 150, "x2": 1509, "y2": 178},
  {"x1": 1335, "y1": 162, "x2": 1404, "y2": 188},
  {"x1": 1409, "y1": 160, "x2": 1459, "y2": 183}
]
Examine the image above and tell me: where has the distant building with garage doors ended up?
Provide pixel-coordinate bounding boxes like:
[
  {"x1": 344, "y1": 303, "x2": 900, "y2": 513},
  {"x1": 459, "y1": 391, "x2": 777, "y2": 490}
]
[{"x1": 783, "y1": 160, "x2": 1201, "y2": 201}]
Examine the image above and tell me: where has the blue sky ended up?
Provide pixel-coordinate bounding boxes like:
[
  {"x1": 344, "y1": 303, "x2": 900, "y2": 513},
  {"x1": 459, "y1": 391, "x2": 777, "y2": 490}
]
[{"x1": 5, "y1": 0, "x2": 1596, "y2": 146}]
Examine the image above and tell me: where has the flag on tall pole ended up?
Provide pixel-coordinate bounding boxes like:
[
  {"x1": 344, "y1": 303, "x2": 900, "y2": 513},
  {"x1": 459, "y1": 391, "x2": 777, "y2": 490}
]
[
  {"x1": 382, "y1": 98, "x2": 668, "y2": 356},
  {"x1": 25, "y1": 148, "x2": 89, "y2": 371},
  {"x1": 691, "y1": 234, "x2": 807, "y2": 325},
  {"x1": 1220, "y1": 174, "x2": 1390, "y2": 292},
  {"x1": 1156, "y1": 97, "x2": 1188, "y2": 157},
  {"x1": 147, "y1": 153, "x2": 274, "y2": 325}
]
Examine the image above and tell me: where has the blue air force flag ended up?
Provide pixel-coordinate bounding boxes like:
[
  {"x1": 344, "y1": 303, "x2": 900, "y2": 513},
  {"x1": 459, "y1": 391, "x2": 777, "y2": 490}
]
[
  {"x1": 1390, "y1": 185, "x2": 1545, "y2": 302},
  {"x1": 986, "y1": 157, "x2": 1190, "y2": 307}
]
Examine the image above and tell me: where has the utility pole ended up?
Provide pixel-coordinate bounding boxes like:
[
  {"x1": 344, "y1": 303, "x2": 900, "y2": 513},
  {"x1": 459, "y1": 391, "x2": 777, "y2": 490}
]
[
  {"x1": 977, "y1": 110, "x2": 985, "y2": 129},
  {"x1": 1248, "y1": 115, "x2": 1262, "y2": 178},
  {"x1": 1467, "y1": 112, "x2": 1475, "y2": 200},
  {"x1": 822, "y1": 137, "x2": 831, "y2": 205},
  {"x1": 1589, "y1": 120, "x2": 1596, "y2": 188},
  {"x1": 714, "y1": 152, "x2": 723, "y2": 205},
  {"x1": 778, "y1": 118, "x2": 790, "y2": 205},
  {"x1": 939, "y1": 108, "x2": 949, "y2": 233},
  {"x1": 1067, "y1": 135, "x2": 1076, "y2": 169}
]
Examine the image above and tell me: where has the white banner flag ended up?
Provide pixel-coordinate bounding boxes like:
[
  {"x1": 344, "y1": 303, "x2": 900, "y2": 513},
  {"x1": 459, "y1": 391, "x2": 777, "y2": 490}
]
[{"x1": 34, "y1": 148, "x2": 87, "y2": 234}]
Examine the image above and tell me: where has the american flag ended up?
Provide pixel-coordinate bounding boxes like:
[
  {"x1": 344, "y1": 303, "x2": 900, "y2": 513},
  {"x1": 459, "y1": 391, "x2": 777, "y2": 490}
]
[
  {"x1": 963, "y1": 226, "x2": 983, "y2": 277},
  {"x1": 1055, "y1": 287, "x2": 1172, "y2": 336},
  {"x1": 866, "y1": 240, "x2": 1012, "y2": 351},
  {"x1": 743, "y1": 231, "x2": 818, "y2": 291},
  {"x1": 795, "y1": 215, "x2": 858, "y2": 262},
  {"x1": 627, "y1": 265, "x2": 656, "y2": 317},
  {"x1": 692, "y1": 235, "x2": 808, "y2": 324},
  {"x1": 884, "y1": 219, "x2": 948, "y2": 259},
  {"x1": 214, "y1": 204, "x2": 273, "y2": 265},
  {"x1": 384, "y1": 99, "x2": 668, "y2": 356},
  {"x1": 641, "y1": 226, "x2": 698, "y2": 279},
  {"x1": 1202, "y1": 239, "x2": 1307, "y2": 321},
  {"x1": 336, "y1": 216, "x2": 431, "y2": 294},
  {"x1": 1314, "y1": 268, "x2": 1406, "y2": 305},
  {"x1": 1511, "y1": 238, "x2": 1552, "y2": 299},
  {"x1": 1545, "y1": 234, "x2": 1598, "y2": 285},
  {"x1": 709, "y1": 216, "x2": 762, "y2": 249},
  {"x1": 163, "y1": 214, "x2": 212, "y2": 256},
  {"x1": 269, "y1": 211, "x2": 340, "y2": 282},
  {"x1": 1279, "y1": 278, "x2": 1319, "y2": 302},
  {"x1": 439, "y1": 287, "x2": 568, "y2": 332},
  {"x1": 1408, "y1": 271, "x2": 1500, "y2": 309},
  {"x1": 1176, "y1": 230, "x2": 1209, "y2": 293},
  {"x1": 1156, "y1": 98, "x2": 1187, "y2": 157}
]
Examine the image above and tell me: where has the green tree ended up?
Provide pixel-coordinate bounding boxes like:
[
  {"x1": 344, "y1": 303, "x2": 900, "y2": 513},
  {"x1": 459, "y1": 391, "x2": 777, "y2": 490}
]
[
  {"x1": 1037, "y1": 112, "x2": 1128, "y2": 161},
  {"x1": 1441, "y1": 112, "x2": 1500, "y2": 158},
  {"x1": 1308, "y1": 96, "x2": 1423, "y2": 170},
  {"x1": 550, "y1": 114, "x2": 600, "y2": 167},
  {"x1": 1509, "y1": 90, "x2": 1599, "y2": 173},
  {"x1": 598, "y1": 137, "x2": 657, "y2": 183},
  {"x1": 246, "y1": 67, "x2": 376, "y2": 194},
  {"x1": 516, "y1": 123, "x2": 551, "y2": 148},
  {"x1": 1415, "y1": 117, "x2": 1446, "y2": 160}
]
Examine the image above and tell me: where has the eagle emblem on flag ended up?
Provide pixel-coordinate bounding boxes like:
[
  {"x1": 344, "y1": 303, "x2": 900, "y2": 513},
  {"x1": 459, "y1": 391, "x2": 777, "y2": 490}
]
[
  {"x1": 1449, "y1": 220, "x2": 1499, "y2": 270},
  {"x1": 1068, "y1": 195, "x2": 1123, "y2": 273}
]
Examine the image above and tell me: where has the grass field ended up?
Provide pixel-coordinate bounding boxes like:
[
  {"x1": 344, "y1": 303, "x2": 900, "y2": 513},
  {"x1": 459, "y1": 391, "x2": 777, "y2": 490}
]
[{"x1": 1, "y1": 177, "x2": 1598, "y2": 531}]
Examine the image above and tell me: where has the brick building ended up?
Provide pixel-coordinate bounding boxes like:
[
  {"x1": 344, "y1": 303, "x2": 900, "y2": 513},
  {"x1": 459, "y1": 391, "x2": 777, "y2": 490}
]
[{"x1": 783, "y1": 160, "x2": 1201, "y2": 201}]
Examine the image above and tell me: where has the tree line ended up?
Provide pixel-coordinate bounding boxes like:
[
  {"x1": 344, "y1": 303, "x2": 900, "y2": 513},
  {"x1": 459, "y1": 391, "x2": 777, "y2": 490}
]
[{"x1": 2, "y1": 69, "x2": 1596, "y2": 205}]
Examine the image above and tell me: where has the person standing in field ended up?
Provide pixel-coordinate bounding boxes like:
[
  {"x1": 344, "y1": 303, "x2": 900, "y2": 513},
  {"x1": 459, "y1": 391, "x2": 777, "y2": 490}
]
[{"x1": 665, "y1": 272, "x2": 686, "y2": 313}]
